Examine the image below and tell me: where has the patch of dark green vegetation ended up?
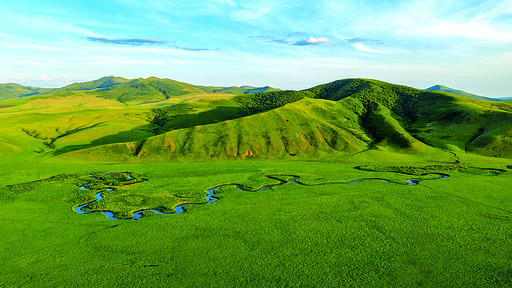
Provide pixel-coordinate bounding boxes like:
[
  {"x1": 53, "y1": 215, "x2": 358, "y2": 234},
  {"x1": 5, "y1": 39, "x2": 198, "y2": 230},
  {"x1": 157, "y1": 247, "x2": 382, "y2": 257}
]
[
  {"x1": 147, "y1": 102, "x2": 249, "y2": 134},
  {"x1": 357, "y1": 164, "x2": 509, "y2": 176},
  {"x1": 0, "y1": 172, "x2": 146, "y2": 200},
  {"x1": 0, "y1": 173, "x2": 88, "y2": 200},
  {"x1": 234, "y1": 90, "x2": 312, "y2": 113},
  {"x1": 77, "y1": 172, "x2": 147, "y2": 190}
]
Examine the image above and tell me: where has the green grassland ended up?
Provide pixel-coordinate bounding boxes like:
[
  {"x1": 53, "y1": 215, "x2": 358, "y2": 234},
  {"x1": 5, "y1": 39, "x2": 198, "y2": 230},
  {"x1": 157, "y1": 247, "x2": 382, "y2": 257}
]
[
  {"x1": 1, "y1": 161, "x2": 512, "y2": 287},
  {"x1": 0, "y1": 83, "x2": 53, "y2": 100},
  {"x1": 1, "y1": 77, "x2": 512, "y2": 287}
]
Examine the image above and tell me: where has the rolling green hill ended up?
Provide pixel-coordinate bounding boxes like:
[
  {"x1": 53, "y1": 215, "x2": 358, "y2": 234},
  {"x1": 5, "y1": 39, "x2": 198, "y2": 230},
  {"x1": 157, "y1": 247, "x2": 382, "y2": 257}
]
[
  {"x1": 0, "y1": 83, "x2": 53, "y2": 100},
  {"x1": 55, "y1": 76, "x2": 131, "y2": 91},
  {"x1": 425, "y1": 85, "x2": 494, "y2": 101},
  {"x1": 29, "y1": 76, "x2": 282, "y2": 104},
  {"x1": 2, "y1": 77, "x2": 512, "y2": 162},
  {"x1": 195, "y1": 85, "x2": 280, "y2": 95}
]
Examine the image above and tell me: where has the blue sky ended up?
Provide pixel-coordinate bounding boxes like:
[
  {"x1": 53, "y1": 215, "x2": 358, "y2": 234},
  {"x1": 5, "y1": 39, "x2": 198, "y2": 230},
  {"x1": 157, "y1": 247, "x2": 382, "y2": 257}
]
[{"x1": 1, "y1": 0, "x2": 511, "y2": 97}]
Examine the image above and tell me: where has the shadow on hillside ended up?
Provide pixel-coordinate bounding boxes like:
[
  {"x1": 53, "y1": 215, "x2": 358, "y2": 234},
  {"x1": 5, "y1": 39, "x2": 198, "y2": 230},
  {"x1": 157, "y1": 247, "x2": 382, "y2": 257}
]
[
  {"x1": 51, "y1": 126, "x2": 152, "y2": 156},
  {"x1": 51, "y1": 106, "x2": 251, "y2": 156},
  {"x1": 155, "y1": 106, "x2": 250, "y2": 134}
]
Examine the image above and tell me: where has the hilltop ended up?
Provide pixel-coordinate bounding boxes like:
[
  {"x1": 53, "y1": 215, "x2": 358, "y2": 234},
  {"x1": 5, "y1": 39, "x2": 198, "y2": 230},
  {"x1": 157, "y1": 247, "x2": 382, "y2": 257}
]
[
  {"x1": 425, "y1": 84, "x2": 512, "y2": 101},
  {"x1": 0, "y1": 83, "x2": 53, "y2": 100},
  {"x1": 1, "y1": 77, "x2": 512, "y2": 162},
  {"x1": 1, "y1": 76, "x2": 281, "y2": 104}
]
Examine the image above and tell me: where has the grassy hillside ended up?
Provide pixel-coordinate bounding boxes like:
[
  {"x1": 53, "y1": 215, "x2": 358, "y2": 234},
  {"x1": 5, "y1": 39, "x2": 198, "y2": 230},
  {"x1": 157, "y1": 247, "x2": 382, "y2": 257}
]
[
  {"x1": 63, "y1": 97, "x2": 373, "y2": 161},
  {"x1": 38, "y1": 76, "x2": 282, "y2": 104},
  {"x1": 55, "y1": 76, "x2": 131, "y2": 91},
  {"x1": 425, "y1": 85, "x2": 494, "y2": 101},
  {"x1": 0, "y1": 83, "x2": 53, "y2": 100},
  {"x1": 1, "y1": 77, "x2": 512, "y2": 162}
]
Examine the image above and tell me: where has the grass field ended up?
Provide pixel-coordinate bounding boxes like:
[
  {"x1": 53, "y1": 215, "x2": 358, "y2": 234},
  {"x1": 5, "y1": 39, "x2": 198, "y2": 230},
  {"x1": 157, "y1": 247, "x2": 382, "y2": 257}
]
[
  {"x1": 1, "y1": 160, "x2": 511, "y2": 287},
  {"x1": 1, "y1": 77, "x2": 512, "y2": 287}
]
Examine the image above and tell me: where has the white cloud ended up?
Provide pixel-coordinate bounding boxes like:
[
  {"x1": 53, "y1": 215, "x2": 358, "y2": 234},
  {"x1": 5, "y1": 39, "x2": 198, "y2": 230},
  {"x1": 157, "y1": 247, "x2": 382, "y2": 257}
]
[
  {"x1": 294, "y1": 37, "x2": 331, "y2": 46},
  {"x1": 351, "y1": 43, "x2": 384, "y2": 54},
  {"x1": 391, "y1": 1, "x2": 512, "y2": 43}
]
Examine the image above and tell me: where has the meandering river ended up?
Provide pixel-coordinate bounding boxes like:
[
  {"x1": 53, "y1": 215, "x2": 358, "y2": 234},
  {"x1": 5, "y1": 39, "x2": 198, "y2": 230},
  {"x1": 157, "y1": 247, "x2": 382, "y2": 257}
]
[{"x1": 75, "y1": 172, "x2": 450, "y2": 220}]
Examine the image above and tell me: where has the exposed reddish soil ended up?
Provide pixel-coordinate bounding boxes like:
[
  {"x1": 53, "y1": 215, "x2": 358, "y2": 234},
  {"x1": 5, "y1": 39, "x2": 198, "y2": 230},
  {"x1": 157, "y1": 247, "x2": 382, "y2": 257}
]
[{"x1": 0, "y1": 105, "x2": 15, "y2": 109}]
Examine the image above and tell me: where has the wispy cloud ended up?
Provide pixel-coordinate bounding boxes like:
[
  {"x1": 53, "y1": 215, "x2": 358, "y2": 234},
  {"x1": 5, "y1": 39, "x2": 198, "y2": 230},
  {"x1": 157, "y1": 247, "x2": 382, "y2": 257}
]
[
  {"x1": 419, "y1": 22, "x2": 512, "y2": 43},
  {"x1": 232, "y1": 6, "x2": 270, "y2": 21},
  {"x1": 271, "y1": 39, "x2": 293, "y2": 45},
  {"x1": 80, "y1": 55, "x2": 166, "y2": 65},
  {"x1": 351, "y1": 42, "x2": 384, "y2": 54},
  {"x1": 293, "y1": 37, "x2": 331, "y2": 46},
  {"x1": 391, "y1": 0, "x2": 512, "y2": 43},
  {"x1": 87, "y1": 37, "x2": 167, "y2": 45},
  {"x1": 345, "y1": 38, "x2": 383, "y2": 45},
  {"x1": 288, "y1": 31, "x2": 308, "y2": 37},
  {"x1": 256, "y1": 34, "x2": 332, "y2": 47},
  {"x1": 181, "y1": 46, "x2": 211, "y2": 51}
]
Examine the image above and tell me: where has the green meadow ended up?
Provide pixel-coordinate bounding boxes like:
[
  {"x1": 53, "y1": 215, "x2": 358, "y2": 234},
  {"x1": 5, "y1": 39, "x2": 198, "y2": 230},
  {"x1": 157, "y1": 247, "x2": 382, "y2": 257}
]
[{"x1": 1, "y1": 77, "x2": 512, "y2": 287}]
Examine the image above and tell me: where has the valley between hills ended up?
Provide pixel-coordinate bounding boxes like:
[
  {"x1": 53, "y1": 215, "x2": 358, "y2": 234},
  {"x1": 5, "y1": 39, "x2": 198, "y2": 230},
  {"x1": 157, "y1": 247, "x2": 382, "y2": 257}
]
[{"x1": 1, "y1": 76, "x2": 511, "y2": 287}]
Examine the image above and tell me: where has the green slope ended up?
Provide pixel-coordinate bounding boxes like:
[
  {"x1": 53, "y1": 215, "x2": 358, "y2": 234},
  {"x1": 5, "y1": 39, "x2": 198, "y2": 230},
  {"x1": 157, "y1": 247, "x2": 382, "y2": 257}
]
[
  {"x1": 63, "y1": 97, "x2": 372, "y2": 161},
  {"x1": 2, "y1": 77, "x2": 512, "y2": 162},
  {"x1": 45, "y1": 76, "x2": 282, "y2": 104},
  {"x1": 425, "y1": 85, "x2": 492, "y2": 101},
  {"x1": 56, "y1": 76, "x2": 131, "y2": 91},
  {"x1": 60, "y1": 79, "x2": 448, "y2": 161},
  {"x1": 0, "y1": 83, "x2": 53, "y2": 100}
]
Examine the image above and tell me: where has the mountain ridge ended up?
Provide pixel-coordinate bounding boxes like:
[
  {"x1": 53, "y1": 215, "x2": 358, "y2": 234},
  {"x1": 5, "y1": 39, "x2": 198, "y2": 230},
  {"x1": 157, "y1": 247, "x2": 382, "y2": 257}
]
[
  {"x1": 2, "y1": 77, "x2": 512, "y2": 162},
  {"x1": 425, "y1": 84, "x2": 511, "y2": 101},
  {"x1": 0, "y1": 83, "x2": 54, "y2": 100},
  {"x1": 0, "y1": 76, "x2": 282, "y2": 103}
]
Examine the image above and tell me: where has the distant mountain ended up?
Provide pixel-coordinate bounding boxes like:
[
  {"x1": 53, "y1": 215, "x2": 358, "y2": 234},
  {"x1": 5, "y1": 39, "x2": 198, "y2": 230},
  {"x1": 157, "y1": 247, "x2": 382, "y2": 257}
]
[
  {"x1": 425, "y1": 85, "x2": 493, "y2": 101},
  {"x1": 0, "y1": 83, "x2": 53, "y2": 100},
  {"x1": 56, "y1": 76, "x2": 131, "y2": 91},
  {"x1": 425, "y1": 85, "x2": 512, "y2": 101},
  {"x1": 4, "y1": 76, "x2": 282, "y2": 104},
  {"x1": 195, "y1": 84, "x2": 280, "y2": 95}
]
